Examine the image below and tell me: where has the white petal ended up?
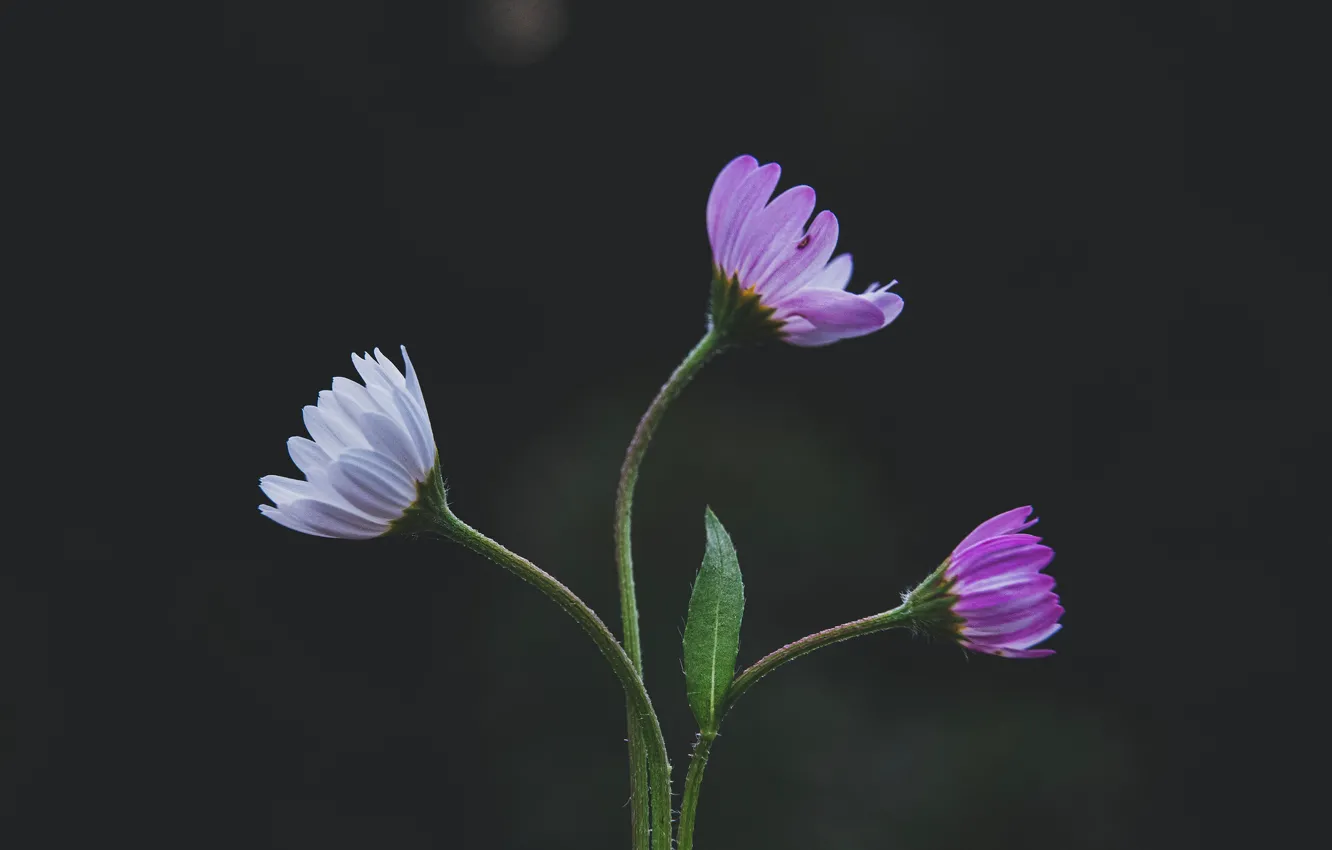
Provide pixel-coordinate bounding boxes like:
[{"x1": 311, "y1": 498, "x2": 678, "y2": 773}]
[
  {"x1": 260, "y1": 504, "x2": 332, "y2": 537},
  {"x1": 281, "y1": 498, "x2": 388, "y2": 539},
  {"x1": 259, "y1": 474, "x2": 317, "y2": 507},
  {"x1": 373, "y1": 348, "x2": 408, "y2": 388},
  {"x1": 316, "y1": 391, "x2": 371, "y2": 450},
  {"x1": 356, "y1": 410, "x2": 423, "y2": 477},
  {"x1": 340, "y1": 448, "x2": 419, "y2": 500},
  {"x1": 365, "y1": 382, "x2": 408, "y2": 429},
  {"x1": 287, "y1": 436, "x2": 330, "y2": 478},
  {"x1": 391, "y1": 387, "x2": 433, "y2": 473},
  {"x1": 327, "y1": 460, "x2": 410, "y2": 519},
  {"x1": 352, "y1": 352, "x2": 395, "y2": 393},
  {"x1": 331, "y1": 376, "x2": 384, "y2": 416},
  {"x1": 401, "y1": 346, "x2": 436, "y2": 458},
  {"x1": 400, "y1": 346, "x2": 427, "y2": 409},
  {"x1": 303, "y1": 405, "x2": 347, "y2": 455}
]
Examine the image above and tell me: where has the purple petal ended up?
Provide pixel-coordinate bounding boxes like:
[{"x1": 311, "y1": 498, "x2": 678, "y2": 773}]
[
  {"x1": 801, "y1": 254, "x2": 854, "y2": 291},
  {"x1": 865, "y1": 290, "x2": 904, "y2": 325},
  {"x1": 707, "y1": 155, "x2": 759, "y2": 250},
  {"x1": 952, "y1": 574, "x2": 1057, "y2": 613},
  {"x1": 735, "y1": 185, "x2": 817, "y2": 284},
  {"x1": 962, "y1": 641, "x2": 1056, "y2": 659},
  {"x1": 952, "y1": 507, "x2": 1038, "y2": 557},
  {"x1": 773, "y1": 287, "x2": 888, "y2": 338},
  {"x1": 999, "y1": 621, "x2": 1063, "y2": 651},
  {"x1": 753, "y1": 210, "x2": 839, "y2": 301},
  {"x1": 960, "y1": 595, "x2": 1060, "y2": 631},
  {"x1": 987, "y1": 608, "x2": 1065, "y2": 647},
  {"x1": 714, "y1": 163, "x2": 781, "y2": 275},
  {"x1": 964, "y1": 603, "x2": 1063, "y2": 641},
  {"x1": 948, "y1": 538, "x2": 1052, "y2": 584}
]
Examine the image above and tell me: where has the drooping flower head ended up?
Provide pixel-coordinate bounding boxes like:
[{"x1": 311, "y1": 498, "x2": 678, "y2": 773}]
[
  {"x1": 259, "y1": 346, "x2": 446, "y2": 539},
  {"x1": 706, "y1": 154, "x2": 904, "y2": 347},
  {"x1": 908, "y1": 506, "x2": 1062, "y2": 658}
]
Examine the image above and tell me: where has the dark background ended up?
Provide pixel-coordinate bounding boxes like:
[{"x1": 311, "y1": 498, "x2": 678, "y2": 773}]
[{"x1": 5, "y1": 0, "x2": 1322, "y2": 847}]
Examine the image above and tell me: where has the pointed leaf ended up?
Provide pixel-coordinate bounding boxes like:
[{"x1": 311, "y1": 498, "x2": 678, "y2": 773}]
[{"x1": 683, "y1": 507, "x2": 746, "y2": 733}]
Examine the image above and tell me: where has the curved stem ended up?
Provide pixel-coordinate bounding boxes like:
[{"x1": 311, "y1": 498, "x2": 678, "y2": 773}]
[
  {"x1": 675, "y1": 607, "x2": 916, "y2": 849},
  {"x1": 442, "y1": 516, "x2": 674, "y2": 850},
  {"x1": 676, "y1": 731, "x2": 716, "y2": 850},
  {"x1": 613, "y1": 328, "x2": 725, "y2": 849},
  {"x1": 614, "y1": 327, "x2": 726, "y2": 673},
  {"x1": 724, "y1": 605, "x2": 915, "y2": 715}
]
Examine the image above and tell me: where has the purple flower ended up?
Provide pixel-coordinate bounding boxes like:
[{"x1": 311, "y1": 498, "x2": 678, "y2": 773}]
[
  {"x1": 706, "y1": 154, "x2": 903, "y2": 347},
  {"x1": 928, "y1": 506, "x2": 1063, "y2": 658}
]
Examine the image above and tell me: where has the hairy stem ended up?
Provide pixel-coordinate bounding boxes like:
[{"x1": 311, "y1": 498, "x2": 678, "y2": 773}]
[
  {"x1": 614, "y1": 327, "x2": 726, "y2": 672},
  {"x1": 442, "y1": 516, "x2": 673, "y2": 850},
  {"x1": 613, "y1": 327, "x2": 725, "y2": 846},
  {"x1": 674, "y1": 606, "x2": 917, "y2": 848},
  {"x1": 676, "y1": 731, "x2": 716, "y2": 850},
  {"x1": 724, "y1": 605, "x2": 915, "y2": 714}
]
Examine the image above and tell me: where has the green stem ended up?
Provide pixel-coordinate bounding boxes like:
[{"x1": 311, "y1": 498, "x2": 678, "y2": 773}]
[
  {"x1": 441, "y1": 515, "x2": 674, "y2": 850},
  {"x1": 675, "y1": 607, "x2": 917, "y2": 850},
  {"x1": 676, "y1": 731, "x2": 716, "y2": 850},
  {"x1": 613, "y1": 327, "x2": 726, "y2": 847},
  {"x1": 614, "y1": 326, "x2": 727, "y2": 673},
  {"x1": 724, "y1": 605, "x2": 916, "y2": 715}
]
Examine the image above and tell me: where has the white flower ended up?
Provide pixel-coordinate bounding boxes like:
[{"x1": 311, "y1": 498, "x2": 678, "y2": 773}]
[{"x1": 260, "y1": 346, "x2": 438, "y2": 539}]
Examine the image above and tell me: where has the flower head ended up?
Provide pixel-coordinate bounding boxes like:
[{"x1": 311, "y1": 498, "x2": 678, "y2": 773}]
[
  {"x1": 910, "y1": 506, "x2": 1062, "y2": 658},
  {"x1": 259, "y1": 346, "x2": 444, "y2": 539},
  {"x1": 706, "y1": 154, "x2": 903, "y2": 346}
]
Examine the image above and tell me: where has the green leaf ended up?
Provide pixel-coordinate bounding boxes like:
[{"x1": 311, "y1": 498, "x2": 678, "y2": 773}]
[{"x1": 683, "y1": 507, "x2": 745, "y2": 733}]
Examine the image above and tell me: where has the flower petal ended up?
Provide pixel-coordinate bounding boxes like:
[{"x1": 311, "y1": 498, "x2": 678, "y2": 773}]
[
  {"x1": 287, "y1": 436, "x2": 330, "y2": 478},
  {"x1": 950, "y1": 542, "x2": 1053, "y2": 591},
  {"x1": 400, "y1": 346, "x2": 428, "y2": 412},
  {"x1": 352, "y1": 352, "x2": 396, "y2": 394},
  {"x1": 327, "y1": 458, "x2": 411, "y2": 519},
  {"x1": 331, "y1": 376, "x2": 385, "y2": 417},
  {"x1": 734, "y1": 185, "x2": 816, "y2": 284},
  {"x1": 340, "y1": 448, "x2": 418, "y2": 497},
  {"x1": 962, "y1": 640, "x2": 1055, "y2": 659},
  {"x1": 373, "y1": 347, "x2": 408, "y2": 389},
  {"x1": 401, "y1": 345, "x2": 436, "y2": 459},
  {"x1": 279, "y1": 498, "x2": 388, "y2": 539},
  {"x1": 953, "y1": 507, "x2": 1038, "y2": 557},
  {"x1": 801, "y1": 254, "x2": 854, "y2": 291},
  {"x1": 259, "y1": 504, "x2": 328, "y2": 537},
  {"x1": 707, "y1": 155, "x2": 759, "y2": 251},
  {"x1": 303, "y1": 405, "x2": 348, "y2": 456},
  {"x1": 952, "y1": 574, "x2": 1057, "y2": 614},
  {"x1": 715, "y1": 163, "x2": 782, "y2": 276},
  {"x1": 356, "y1": 410, "x2": 421, "y2": 476},
  {"x1": 315, "y1": 392, "x2": 371, "y2": 450},
  {"x1": 999, "y1": 621, "x2": 1063, "y2": 651},
  {"x1": 391, "y1": 386, "x2": 434, "y2": 475},
  {"x1": 774, "y1": 287, "x2": 887, "y2": 334},
  {"x1": 865, "y1": 289, "x2": 904, "y2": 326},
  {"x1": 964, "y1": 602, "x2": 1063, "y2": 640},
  {"x1": 752, "y1": 210, "x2": 840, "y2": 302},
  {"x1": 259, "y1": 474, "x2": 317, "y2": 507}
]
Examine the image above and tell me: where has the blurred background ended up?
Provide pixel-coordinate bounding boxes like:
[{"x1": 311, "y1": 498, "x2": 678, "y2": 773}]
[{"x1": 4, "y1": 0, "x2": 1322, "y2": 847}]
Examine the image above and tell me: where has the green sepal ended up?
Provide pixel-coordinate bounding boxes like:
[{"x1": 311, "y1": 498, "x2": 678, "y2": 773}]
[
  {"x1": 901, "y1": 560, "x2": 966, "y2": 637},
  {"x1": 389, "y1": 460, "x2": 454, "y2": 537},
  {"x1": 683, "y1": 507, "x2": 746, "y2": 734},
  {"x1": 708, "y1": 271, "x2": 784, "y2": 345}
]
